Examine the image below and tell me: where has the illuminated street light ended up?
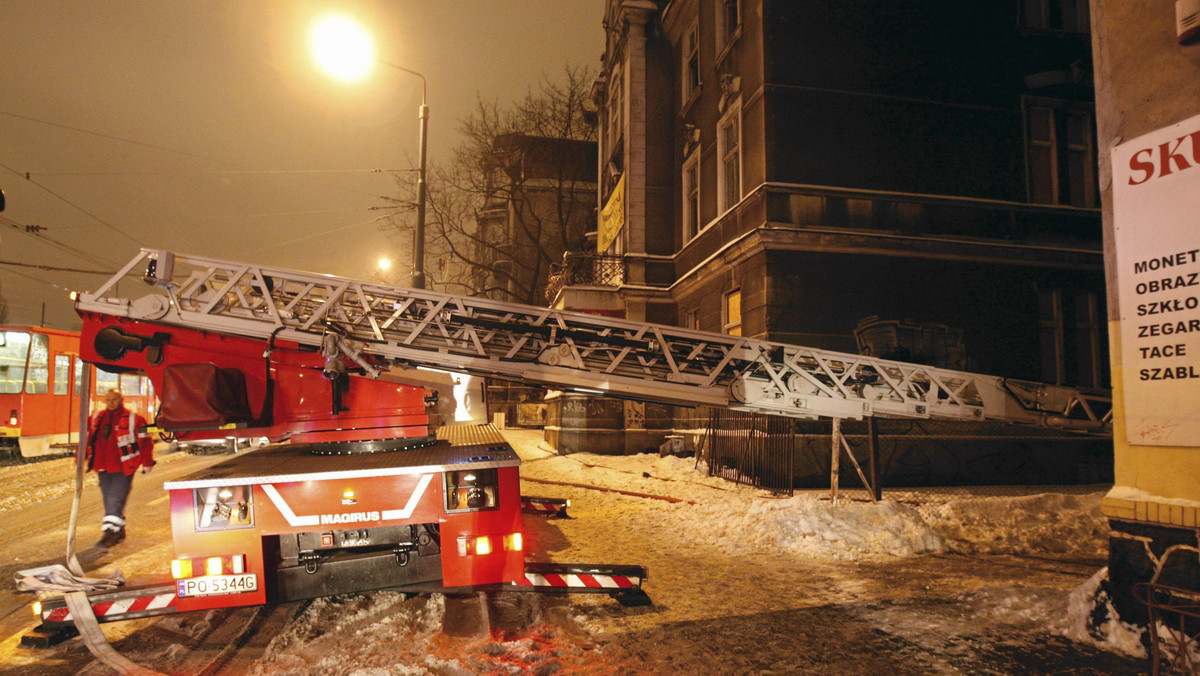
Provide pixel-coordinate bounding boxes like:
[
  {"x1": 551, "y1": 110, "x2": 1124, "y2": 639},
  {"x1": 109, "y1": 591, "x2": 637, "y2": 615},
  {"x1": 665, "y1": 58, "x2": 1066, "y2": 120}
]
[
  {"x1": 377, "y1": 256, "x2": 391, "y2": 273},
  {"x1": 310, "y1": 15, "x2": 428, "y2": 289},
  {"x1": 309, "y1": 16, "x2": 374, "y2": 83}
]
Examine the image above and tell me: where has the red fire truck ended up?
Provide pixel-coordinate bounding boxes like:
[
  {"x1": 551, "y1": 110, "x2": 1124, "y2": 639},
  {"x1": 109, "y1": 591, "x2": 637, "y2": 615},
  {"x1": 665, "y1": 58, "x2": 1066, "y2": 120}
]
[{"x1": 35, "y1": 249, "x2": 1109, "y2": 629}]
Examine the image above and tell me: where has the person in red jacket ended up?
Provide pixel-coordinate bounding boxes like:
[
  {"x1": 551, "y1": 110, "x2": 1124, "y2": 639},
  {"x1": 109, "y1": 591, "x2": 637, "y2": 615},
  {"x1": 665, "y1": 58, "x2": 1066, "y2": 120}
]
[{"x1": 86, "y1": 388, "x2": 155, "y2": 548}]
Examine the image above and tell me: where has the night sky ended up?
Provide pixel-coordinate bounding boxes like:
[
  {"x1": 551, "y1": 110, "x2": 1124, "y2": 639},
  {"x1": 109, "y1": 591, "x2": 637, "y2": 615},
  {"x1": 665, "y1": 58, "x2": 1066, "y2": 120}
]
[{"x1": 0, "y1": 1, "x2": 604, "y2": 329}]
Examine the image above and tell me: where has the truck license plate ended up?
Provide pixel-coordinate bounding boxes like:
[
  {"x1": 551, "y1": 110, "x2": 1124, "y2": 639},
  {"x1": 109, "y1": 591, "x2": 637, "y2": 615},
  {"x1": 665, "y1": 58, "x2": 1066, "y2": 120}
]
[{"x1": 177, "y1": 574, "x2": 257, "y2": 597}]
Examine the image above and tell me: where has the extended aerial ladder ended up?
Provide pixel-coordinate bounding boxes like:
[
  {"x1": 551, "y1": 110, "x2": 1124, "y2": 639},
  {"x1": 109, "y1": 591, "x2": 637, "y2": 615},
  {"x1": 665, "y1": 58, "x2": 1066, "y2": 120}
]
[{"x1": 78, "y1": 249, "x2": 1112, "y2": 432}]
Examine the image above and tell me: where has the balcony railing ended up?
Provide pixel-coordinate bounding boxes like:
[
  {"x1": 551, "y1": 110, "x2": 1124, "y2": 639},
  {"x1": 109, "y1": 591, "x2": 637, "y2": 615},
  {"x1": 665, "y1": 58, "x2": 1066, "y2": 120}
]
[{"x1": 545, "y1": 252, "x2": 626, "y2": 302}]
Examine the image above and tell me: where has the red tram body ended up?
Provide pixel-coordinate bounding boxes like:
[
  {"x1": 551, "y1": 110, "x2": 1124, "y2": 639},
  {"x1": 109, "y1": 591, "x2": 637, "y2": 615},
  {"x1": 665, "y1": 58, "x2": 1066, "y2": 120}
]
[{"x1": 0, "y1": 326, "x2": 153, "y2": 458}]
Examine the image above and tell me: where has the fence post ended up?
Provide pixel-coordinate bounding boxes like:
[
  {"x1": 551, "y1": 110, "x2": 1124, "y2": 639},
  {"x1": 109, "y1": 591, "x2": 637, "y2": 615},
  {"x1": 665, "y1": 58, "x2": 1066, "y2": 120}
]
[
  {"x1": 830, "y1": 418, "x2": 841, "y2": 506},
  {"x1": 868, "y1": 417, "x2": 881, "y2": 501}
]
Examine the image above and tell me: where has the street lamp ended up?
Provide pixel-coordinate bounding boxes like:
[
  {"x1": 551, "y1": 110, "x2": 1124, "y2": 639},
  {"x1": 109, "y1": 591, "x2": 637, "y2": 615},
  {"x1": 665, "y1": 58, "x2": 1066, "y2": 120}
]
[{"x1": 310, "y1": 16, "x2": 428, "y2": 289}]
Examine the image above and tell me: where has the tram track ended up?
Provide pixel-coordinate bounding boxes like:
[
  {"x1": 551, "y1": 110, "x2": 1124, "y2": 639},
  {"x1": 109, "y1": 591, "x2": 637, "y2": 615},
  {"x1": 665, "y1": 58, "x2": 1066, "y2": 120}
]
[
  {"x1": 165, "y1": 602, "x2": 304, "y2": 676},
  {"x1": 66, "y1": 600, "x2": 308, "y2": 676}
]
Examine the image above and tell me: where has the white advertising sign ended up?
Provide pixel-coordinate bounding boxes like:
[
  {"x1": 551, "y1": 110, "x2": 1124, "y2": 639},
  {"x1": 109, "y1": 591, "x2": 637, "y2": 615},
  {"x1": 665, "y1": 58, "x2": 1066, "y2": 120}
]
[{"x1": 1112, "y1": 112, "x2": 1200, "y2": 446}]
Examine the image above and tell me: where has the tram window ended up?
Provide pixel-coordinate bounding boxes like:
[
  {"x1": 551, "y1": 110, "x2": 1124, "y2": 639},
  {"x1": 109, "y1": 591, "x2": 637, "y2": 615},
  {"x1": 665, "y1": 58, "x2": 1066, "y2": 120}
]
[
  {"x1": 0, "y1": 331, "x2": 30, "y2": 394},
  {"x1": 24, "y1": 333, "x2": 49, "y2": 395},
  {"x1": 94, "y1": 369, "x2": 120, "y2": 396},
  {"x1": 54, "y1": 355, "x2": 70, "y2": 395},
  {"x1": 74, "y1": 362, "x2": 83, "y2": 396},
  {"x1": 120, "y1": 372, "x2": 143, "y2": 395}
]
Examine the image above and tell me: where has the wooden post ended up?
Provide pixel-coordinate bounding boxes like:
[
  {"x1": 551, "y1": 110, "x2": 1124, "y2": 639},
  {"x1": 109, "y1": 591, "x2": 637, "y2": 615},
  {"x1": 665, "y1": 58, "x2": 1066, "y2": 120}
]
[
  {"x1": 830, "y1": 418, "x2": 840, "y2": 505},
  {"x1": 868, "y1": 417, "x2": 881, "y2": 501}
]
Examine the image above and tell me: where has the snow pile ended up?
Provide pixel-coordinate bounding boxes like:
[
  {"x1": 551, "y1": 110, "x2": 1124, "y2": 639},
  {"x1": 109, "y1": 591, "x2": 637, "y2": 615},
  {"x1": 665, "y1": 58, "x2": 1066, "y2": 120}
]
[
  {"x1": 681, "y1": 494, "x2": 945, "y2": 559},
  {"x1": 1108, "y1": 484, "x2": 1200, "y2": 509},
  {"x1": 1065, "y1": 567, "x2": 1147, "y2": 658},
  {"x1": 923, "y1": 492, "x2": 1109, "y2": 556},
  {"x1": 522, "y1": 447, "x2": 1109, "y2": 561},
  {"x1": 665, "y1": 489, "x2": 1107, "y2": 561}
]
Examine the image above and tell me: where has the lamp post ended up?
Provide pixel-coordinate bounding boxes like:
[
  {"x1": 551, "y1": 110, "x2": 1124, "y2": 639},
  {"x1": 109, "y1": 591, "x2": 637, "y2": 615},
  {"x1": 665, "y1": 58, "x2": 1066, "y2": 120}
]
[
  {"x1": 310, "y1": 16, "x2": 428, "y2": 289},
  {"x1": 379, "y1": 61, "x2": 428, "y2": 290}
]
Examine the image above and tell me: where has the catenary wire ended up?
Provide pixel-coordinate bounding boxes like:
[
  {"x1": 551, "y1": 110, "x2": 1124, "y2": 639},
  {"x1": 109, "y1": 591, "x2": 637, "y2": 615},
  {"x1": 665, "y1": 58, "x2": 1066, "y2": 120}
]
[{"x1": 0, "y1": 161, "x2": 144, "y2": 248}]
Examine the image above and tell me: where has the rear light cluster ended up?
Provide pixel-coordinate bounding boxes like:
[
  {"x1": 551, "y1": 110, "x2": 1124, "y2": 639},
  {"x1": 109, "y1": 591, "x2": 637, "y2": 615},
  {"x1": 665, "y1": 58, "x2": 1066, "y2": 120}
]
[
  {"x1": 457, "y1": 532, "x2": 522, "y2": 557},
  {"x1": 171, "y1": 554, "x2": 245, "y2": 578},
  {"x1": 8, "y1": 410, "x2": 16, "y2": 426}
]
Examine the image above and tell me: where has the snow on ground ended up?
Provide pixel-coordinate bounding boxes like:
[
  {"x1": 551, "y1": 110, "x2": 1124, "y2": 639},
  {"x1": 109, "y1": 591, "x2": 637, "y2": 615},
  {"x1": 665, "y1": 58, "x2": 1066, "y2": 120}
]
[
  {"x1": 0, "y1": 442, "x2": 180, "y2": 514},
  {"x1": 519, "y1": 443, "x2": 1109, "y2": 561},
  {"x1": 247, "y1": 593, "x2": 635, "y2": 676},
  {"x1": 0, "y1": 456, "x2": 98, "y2": 513},
  {"x1": 240, "y1": 430, "x2": 1147, "y2": 674},
  {"x1": 0, "y1": 433, "x2": 1148, "y2": 673}
]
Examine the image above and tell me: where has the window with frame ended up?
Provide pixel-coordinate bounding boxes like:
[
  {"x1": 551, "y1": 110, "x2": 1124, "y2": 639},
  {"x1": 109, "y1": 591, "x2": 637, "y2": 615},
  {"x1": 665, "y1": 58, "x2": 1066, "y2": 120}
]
[
  {"x1": 682, "y1": 21, "x2": 700, "y2": 105},
  {"x1": 682, "y1": 149, "x2": 701, "y2": 242},
  {"x1": 685, "y1": 308, "x2": 699, "y2": 331},
  {"x1": 54, "y1": 354, "x2": 70, "y2": 395},
  {"x1": 1026, "y1": 101, "x2": 1097, "y2": 208},
  {"x1": 0, "y1": 331, "x2": 30, "y2": 394},
  {"x1": 24, "y1": 332, "x2": 48, "y2": 395},
  {"x1": 1021, "y1": 0, "x2": 1090, "y2": 33},
  {"x1": 1039, "y1": 287, "x2": 1103, "y2": 387},
  {"x1": 723, "y1": 289, "x2": 742, "y2": 336},
  {"x1": 606, "y1": 64, "x2": 624, "y2": 153},
  {"x1": 1072, "y1": 290, "x2": 1103, "y2": 388},
  {"x1": 94, "y1": 368, "x2": 120, "y2": 396},
  {"x1": 120, "y1": 372, "x2": 145, "y2": 396},
  {"x1": 717, "y1": 100, "x2": 742, "y2": 213},
  {"x1": 716, "y1": 0, "x2": 740, "y2": 48},
  {"x1": 1038, "y1": 289, "x2": 1064, "y2": 385}
]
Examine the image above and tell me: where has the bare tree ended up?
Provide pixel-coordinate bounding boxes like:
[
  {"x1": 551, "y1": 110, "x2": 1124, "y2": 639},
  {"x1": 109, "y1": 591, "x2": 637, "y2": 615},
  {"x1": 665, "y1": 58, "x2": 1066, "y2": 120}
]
[{"x1": 380, "y1": 66, "x2": 597, "y2": 304}]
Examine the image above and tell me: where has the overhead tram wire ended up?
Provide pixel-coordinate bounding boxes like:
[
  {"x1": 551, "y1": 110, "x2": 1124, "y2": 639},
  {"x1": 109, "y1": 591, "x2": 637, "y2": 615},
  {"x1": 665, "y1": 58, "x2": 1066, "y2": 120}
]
[
  {"x1": 0, "y1": 259, "x2": 112, "y2": 275},
  {"x1": 0, "y1": 215, "x2": 119, "y2": 270},
  {"x1": 0, "y1": 109, "x2": 234, "y2": 262},
  {"x1": 25, "y1": 168, "x2": 400, "y2": 177},
  {"x1": 0, "y1": 160, "x2": 144, "y2": 251},
  {"x1": 0, "y1": 261, "x2": 79, "y2": 293},
  {"x1": 0, "y1": 109, "x2": 234, "y2": 166},
  {"x1": 1, "y1": 109, "x2": 406, "y2": 270}
]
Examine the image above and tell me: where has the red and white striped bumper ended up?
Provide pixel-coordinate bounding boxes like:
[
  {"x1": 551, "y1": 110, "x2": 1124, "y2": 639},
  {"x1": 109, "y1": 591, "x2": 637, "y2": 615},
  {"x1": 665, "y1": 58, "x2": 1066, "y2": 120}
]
[
  {"x1": 521, "y1": 562, "x2": 651, "y2": 606},
  {"x1": 40, "y1": 584, "x2": 178, "y2": 625},
  {"x1": 520, "y1": 495, "x2": 570, "y2": 518}
]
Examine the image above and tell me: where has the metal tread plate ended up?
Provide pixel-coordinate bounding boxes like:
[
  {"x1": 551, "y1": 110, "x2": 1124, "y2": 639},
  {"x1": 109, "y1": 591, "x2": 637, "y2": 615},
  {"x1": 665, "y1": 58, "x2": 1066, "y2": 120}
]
[{"x1": 164, "y1": 424, "x2": 518, "y2": 489}]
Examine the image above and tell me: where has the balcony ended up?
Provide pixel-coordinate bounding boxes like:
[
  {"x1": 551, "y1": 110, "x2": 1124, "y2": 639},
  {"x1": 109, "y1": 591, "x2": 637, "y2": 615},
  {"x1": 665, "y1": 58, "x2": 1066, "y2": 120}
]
[{"x1": 545, "y1": 253, "x2": 626, "y2": 303}]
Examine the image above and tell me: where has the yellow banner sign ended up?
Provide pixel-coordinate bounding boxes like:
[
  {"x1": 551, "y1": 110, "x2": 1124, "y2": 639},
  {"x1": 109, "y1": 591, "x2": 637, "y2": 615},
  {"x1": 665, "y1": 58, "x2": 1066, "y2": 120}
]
[{"x1": 597, "y1": 174, "x2": 625, "y2": 253}]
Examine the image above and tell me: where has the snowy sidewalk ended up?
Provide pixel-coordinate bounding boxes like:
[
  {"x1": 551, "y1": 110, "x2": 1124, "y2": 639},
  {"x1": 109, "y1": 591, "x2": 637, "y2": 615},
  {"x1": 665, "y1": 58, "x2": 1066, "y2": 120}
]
[{"x1": 500, "y1": 427, "x2": 1148, "y2": 675}]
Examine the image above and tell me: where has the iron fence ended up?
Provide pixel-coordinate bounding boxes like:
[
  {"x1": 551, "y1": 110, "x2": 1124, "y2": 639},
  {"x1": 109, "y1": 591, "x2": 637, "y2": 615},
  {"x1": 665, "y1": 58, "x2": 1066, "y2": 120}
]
[
  {"x1": 698, "y1": 407, "x2": 796, "y2": 496},
  {"x1": 545, "y1": 253, "x2": 626, "y2": 301},
  {"x1": 694, "y1": 412, "x2": 1113, "y2": 506}
]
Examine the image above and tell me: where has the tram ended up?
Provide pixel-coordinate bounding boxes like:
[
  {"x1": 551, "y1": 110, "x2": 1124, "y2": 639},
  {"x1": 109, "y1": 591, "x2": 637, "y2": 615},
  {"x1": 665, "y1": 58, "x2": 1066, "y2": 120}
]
[{"x1": 0, "y1": 326, "x2": 154, "y2": 458}]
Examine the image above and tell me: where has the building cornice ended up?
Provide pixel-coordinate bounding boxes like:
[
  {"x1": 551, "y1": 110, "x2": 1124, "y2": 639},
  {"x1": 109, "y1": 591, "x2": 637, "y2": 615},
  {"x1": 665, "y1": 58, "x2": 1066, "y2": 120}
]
[{"x1": 761, "y1": 181, "x2": 1100, "y2": 217}]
